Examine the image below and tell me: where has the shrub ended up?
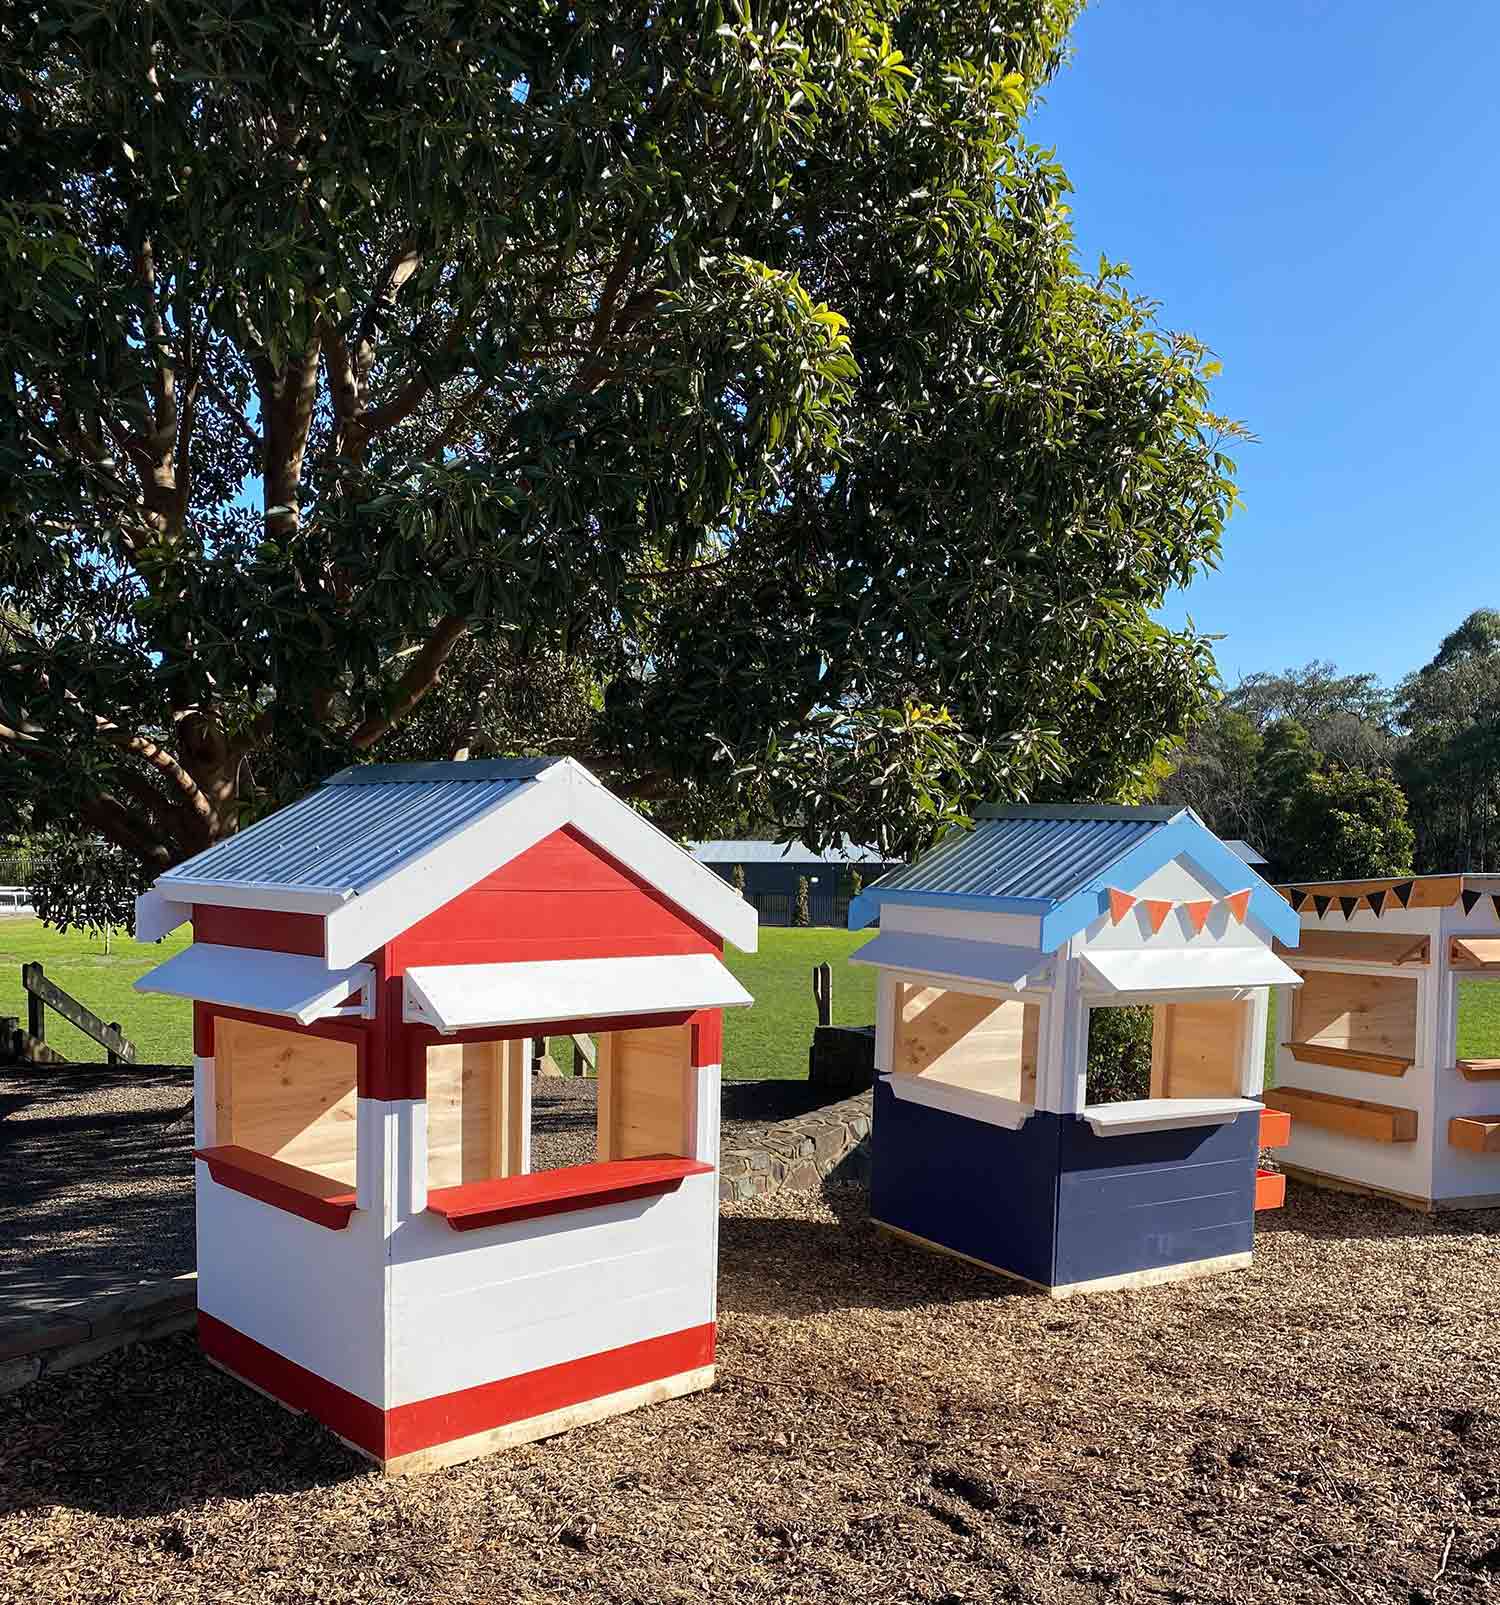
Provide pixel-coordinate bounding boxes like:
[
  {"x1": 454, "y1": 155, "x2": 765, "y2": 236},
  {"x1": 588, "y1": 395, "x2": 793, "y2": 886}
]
[{"x1": 1085, "y1": 1006, "x2": 1155, "y2": 1104}]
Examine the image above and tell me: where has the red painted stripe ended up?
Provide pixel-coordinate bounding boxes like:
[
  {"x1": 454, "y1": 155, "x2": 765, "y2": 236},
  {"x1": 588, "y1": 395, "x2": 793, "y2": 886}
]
[
  {"x1": 195, "y1": 1145, "x2": 358, "y2": 1230},
  {"x1": 198, "y1": 1312, "x2": 387, "y2": 1457},
  {"x1": 426, "y1": 1157, "x2": 713, "y2": 1231},
  {"x1": 198, "y1": 1315, "x2": 715, "y2": 1464},
  {"x1": 193, "y1": 904, "x2": 325, "y2": 956},
  {"x1": 691, "y1": 1010, "x2": 723, "y2": 1068},
  {"x1": 386, "y1": 1322, "x2": 716, "y2": 1458}
]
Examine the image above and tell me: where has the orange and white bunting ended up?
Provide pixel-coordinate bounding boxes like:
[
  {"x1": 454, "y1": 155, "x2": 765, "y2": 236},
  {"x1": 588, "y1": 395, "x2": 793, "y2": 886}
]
[
  {"x1": 1102, "y1": 886, "x2": 1257, "y2": 932},
  {"x1": 1183, "y1": 899, "x2": 1215, "y2": 934}
]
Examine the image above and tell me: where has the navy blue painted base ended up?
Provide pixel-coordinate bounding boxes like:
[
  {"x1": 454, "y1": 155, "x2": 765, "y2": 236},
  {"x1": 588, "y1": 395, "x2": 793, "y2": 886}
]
[{"x1": 869, "y1": 1079, "x2": 1258, "y2": 1290}]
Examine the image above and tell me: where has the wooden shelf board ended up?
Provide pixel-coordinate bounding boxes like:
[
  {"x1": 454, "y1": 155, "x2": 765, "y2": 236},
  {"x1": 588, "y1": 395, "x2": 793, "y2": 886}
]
[
  {"x1": 1254, "y1": 1168, "x2": 1286, "y2": 1212},
  {"x1": 1263, "y1": 1087, "x2": 1418, "y2": 1144},
  {"x1": 1286, "y1": 1041, "x2": 1413, "y2": 1077},
  {"x1": 1448, "y1": 1116, "x2": 1500, "y2": 1155},
  {"x1": 194, "y1": 1144, "x2": 357, "y2": 1230},
  {"x1": 427, "y1": 1156, "x2": 713, "y2": 1232},
  {"x1": 1458, "y1": 1060, "x2": 1500, "y2": 1081}
]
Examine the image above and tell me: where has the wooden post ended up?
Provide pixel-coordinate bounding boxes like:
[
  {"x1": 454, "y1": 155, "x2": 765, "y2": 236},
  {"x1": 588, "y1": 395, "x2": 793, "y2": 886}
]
[
  {"x1": 0, "y1": 1017, "x2": 16, "y2": 1062},
  {"x1": 107, "y1": 1023, "x2": 122, "y2": 1066},
  {"x1": 812, "y1": 961, "x2": 832, "y2": 1028},
  {"x1": 24, "y1": 963, "x2": 44, "y2": 1047}
]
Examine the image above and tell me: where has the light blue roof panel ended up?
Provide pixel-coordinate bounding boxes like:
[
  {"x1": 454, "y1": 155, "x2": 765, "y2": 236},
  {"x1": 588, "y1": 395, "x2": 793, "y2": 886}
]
[{"x1": 159, "y1": 760, "x2": 562, "y2": 896}]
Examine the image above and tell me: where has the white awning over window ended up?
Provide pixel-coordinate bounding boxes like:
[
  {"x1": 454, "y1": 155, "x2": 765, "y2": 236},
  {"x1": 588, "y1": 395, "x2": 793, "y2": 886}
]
[
  {"x1": 849, "y1": 933, "x2": 1051, "y2": 991},
  {"x1": 402, "y1": 952, "x2": 753, "y2": 1034},
  {"x1": 1080, "y1": 946, "x2": 1303, "y2": 997},
  {"x1": 134, "y1": 944, "x2": 374, "y2": 1024}
]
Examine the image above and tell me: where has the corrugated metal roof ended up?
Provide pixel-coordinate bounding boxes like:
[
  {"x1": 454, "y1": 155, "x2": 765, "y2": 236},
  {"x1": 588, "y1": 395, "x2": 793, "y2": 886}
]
[
  {"x1": 866, "y1": 808, "x2": 1173, "y2": 906},
  {"x1": 160, "y1": 760, "x2": 563, "y2": 896},
  {"x1": 689, "y1": 838, "x2": 897, "y2": 866}
]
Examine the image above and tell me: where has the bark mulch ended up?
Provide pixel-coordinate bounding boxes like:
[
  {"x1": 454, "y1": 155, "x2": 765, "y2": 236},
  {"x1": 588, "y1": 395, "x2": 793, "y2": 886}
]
[{"x1": 5, "y1": 1181, "x2": 1500, "y2": 1603}]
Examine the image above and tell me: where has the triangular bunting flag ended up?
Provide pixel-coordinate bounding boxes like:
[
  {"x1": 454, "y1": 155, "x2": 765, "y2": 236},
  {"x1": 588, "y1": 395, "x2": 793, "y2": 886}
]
[
  {"x1": 1367, "y1": 889, "x2": 1387, "y2": 916},
  {"x1": 1143, "y1": 898, "x2": 1175, "y2": 934},
  {"x1": 1491, "y1": 894, "x2": 1500, "y2": 921},
  {"x1": 1184, "y1": 899, "x2": 1214, "y2": 934},
  {"x1": 1313, "y1": 895, "x2": 1332, "y2": 918},
  {"x1": 1392, "y1": 881, "x2": 1414, "y2": 908},
  {"x1": 1289, "y1": 890, "x2": 1308, "y2": 912},
  {"x1": 1225, "y1": 889, "x2": 1252, "y2": 924},
  {"x1": 1462, "y1": 889, "x2": 1482, "y2": 915},
  {"x1": 1339, "y1": 895, "x2": 1359, "y2": 920},
  {"x1": 1107, "y1": 888, "x2": 1137, "y2": 925}
]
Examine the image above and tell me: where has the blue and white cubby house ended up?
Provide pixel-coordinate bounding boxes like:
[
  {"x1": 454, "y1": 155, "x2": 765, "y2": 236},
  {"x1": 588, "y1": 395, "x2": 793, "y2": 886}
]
[{"x1": 849, "y1": 805, "x2": 1302, "y2": 1297}]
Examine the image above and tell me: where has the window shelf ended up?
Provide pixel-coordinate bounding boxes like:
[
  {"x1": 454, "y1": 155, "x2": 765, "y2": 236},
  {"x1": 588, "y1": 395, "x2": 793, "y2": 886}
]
[
  {"x1": 1263, "y1": 1087, "x2": 1418, "y2": 1144},
  {"x1": 1081, "y1": 1097, "x2": 1261, "y2": 1137},
  {"x1": 1449, "y1": 1116, "x2": 1500, "y2": 1155},
  {"x1": 1457, "y1": 1060, "x2": 1500, "y2": 1082},
  {"x1": 194, "y1": 1145, "x2": 357, "y2": 1230},
  {"x1": 1286, "y1": 1041, "x2": 1413, "y2": 1077},
  {"x1": 882, "y1": 1073, "x2": 1034, "y2": 1131},
  {"x1": 426, "y1": 1156, "x2": 713, "y2": 1232}
]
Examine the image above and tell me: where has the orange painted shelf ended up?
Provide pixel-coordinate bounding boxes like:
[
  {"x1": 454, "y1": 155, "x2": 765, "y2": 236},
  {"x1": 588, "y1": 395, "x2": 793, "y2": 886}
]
[
  {"x1": 1254, "y1": 1169, "x2": 1286, "y2": 1211},
  {"x1": 1285, "y1": 1041, "x2": 1412, "y2": 1077},
  {"x1": 1258, "y1": 1108, "x2": 1292, "y2": 1149},
  {"x1": 1448, "y1": 1116, "x2": 1500, "y2": 1155},
  {"x1": 194, "y1": 1145, "x2": 357, "y2": 1230},
  {"x1": 427, "y1": 1156, "x2": 714, "y2": 1232}
]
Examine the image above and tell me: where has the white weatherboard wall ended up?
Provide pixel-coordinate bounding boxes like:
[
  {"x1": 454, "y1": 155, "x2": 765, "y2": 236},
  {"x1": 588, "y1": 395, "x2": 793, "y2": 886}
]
[
  {"x1": 385, "y1": 1061, "x2": 721, "y2": 1409},
  {"x1": 1436, "y1": 899, "x2": 1500, "y2": 1203}
]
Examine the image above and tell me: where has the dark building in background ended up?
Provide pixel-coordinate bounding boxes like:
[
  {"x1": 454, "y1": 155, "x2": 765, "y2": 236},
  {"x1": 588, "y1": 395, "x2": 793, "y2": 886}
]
[{"x1": 689, "y1": 840, "x2": 905, "y2": 926}]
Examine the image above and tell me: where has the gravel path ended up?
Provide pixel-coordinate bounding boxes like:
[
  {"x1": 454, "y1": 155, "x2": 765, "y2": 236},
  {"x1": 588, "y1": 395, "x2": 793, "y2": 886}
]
[
  {"x1": 5, "y1": 1183, "x2": 1500, "y2": 1602},
  {"x1": 0, "y1": 1066, "x2": 837, "y2": 1294}
]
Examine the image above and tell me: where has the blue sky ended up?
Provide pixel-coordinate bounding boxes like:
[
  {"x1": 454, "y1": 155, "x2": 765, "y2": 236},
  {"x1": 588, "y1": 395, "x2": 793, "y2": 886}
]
[{"x1": 1026, "y1": 0, "x2": 1500, "y2": 690}]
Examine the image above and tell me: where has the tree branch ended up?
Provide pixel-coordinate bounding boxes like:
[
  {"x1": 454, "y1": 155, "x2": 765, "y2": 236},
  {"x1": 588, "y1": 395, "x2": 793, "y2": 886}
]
[{"x1": 347, "y1": 615, "x2": 470, "y2": 750}]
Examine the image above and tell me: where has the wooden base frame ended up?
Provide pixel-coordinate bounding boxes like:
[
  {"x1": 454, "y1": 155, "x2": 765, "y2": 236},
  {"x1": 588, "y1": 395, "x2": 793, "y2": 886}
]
[
  {"x1": 872, "y1": 1220, "x2": 1252, "y2": 1299},
  {"x1": 1277, "y1": 1161, "x2": 1500, "y2": 1214}
]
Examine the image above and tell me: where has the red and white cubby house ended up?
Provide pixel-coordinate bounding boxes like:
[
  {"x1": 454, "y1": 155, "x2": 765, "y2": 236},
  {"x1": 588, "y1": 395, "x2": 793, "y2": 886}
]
[{"x1": 133, "y1": 758, "x2": 756, "y2": 1474}]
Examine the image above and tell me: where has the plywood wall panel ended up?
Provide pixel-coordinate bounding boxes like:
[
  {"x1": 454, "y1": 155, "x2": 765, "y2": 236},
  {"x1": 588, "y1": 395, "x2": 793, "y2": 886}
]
[
  {"x1": 603, "y1": 1025, "x2": 693, "y2": 1158},
  {"x1": 218, "y1": 1018, "x2": 358, "y2": 1185},
  {"x1": 1152, "y1": 1000, "x2": 1248, "y2": 1099},
  {"x1": 892, "y1": 985, "x2": 1038, "y2": 1101},
  {"x1": 1294, "y1": 971, "x2": 1418, "y2": 1059}
]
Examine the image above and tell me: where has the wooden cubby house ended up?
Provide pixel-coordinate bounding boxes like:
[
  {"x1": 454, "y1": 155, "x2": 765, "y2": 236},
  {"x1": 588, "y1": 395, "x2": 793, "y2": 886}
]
[
  {"x1": 848, "y1": 805, "x2": 1301, "y2": 1297},
  {"x1": 1268, "y1": 874, "x2": 1500, "y2": 1210},
  {"x1": 133, "y1": 758, "x2": 756, "y2": 1474}
]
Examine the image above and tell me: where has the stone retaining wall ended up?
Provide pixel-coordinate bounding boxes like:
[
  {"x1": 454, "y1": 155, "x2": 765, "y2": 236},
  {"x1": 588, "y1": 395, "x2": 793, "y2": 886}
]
[
  {"x1": 719, "y1": 1090, "x2": 873, "y2": 1201},
  {"x1": 0, "y1": 1274, "x2": 197, "y2": 1396}
]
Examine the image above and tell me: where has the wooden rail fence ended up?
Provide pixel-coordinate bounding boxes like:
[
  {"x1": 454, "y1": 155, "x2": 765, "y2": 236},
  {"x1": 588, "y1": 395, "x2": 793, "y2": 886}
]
[{"x1": 1, "y1": 962, "x2": 137, "y2": 1066}]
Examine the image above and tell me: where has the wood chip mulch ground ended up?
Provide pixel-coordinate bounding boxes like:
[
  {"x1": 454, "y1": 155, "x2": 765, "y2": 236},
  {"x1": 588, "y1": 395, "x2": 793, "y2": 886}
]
[{"x1": 4, "y1": 1180, "x2": 1500, "y2": 1604}]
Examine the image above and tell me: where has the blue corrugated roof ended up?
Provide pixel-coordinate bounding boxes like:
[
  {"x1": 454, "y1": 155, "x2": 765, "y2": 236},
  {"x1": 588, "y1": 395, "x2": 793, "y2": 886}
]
[
  {"x1": 159, "y1": 759, "x2": 563, "y2": 897},
  {"x1": 865, "y1": 808, "x2": 1166, "y2": 905}
]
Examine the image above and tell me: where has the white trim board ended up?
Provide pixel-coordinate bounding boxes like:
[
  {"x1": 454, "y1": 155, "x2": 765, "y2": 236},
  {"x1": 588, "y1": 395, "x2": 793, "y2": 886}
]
[
  {"x1": 882, "y1": 1073, "x2": 1036, "y2": 1131},
  {"x1": 403, "y1": 953, "x2": 752, "y2": 1033},
  {"x1": 1080, "y1": 1097, "x2": 1261, "y2": 1137},
  {"x1": 851, "y1": 932, "x2": 1052, "y2": 991},
  {"x1": 135, "y1": 943, "x2": 375, "y2": 1025}
]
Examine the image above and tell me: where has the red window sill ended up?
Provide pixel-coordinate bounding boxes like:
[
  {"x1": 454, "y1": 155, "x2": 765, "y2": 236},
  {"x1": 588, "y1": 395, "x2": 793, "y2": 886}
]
[
  {"x1": 194, "y1": 1145, "x2": 358, "y2": 1231},
  {"x1": 426, "y1": 1156, "x2": 714, "y2": 1232}
]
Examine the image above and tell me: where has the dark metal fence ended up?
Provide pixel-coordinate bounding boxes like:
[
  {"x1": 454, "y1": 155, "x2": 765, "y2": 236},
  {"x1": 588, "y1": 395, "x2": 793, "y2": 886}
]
[{"x1": 750, "y1": 892, "x2": 852, "y2": 928}]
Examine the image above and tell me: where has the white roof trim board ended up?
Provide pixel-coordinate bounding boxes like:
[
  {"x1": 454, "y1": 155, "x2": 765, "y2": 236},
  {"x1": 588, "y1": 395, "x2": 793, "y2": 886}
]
[
  {"x1": 134, "y1": 944, "x2": 375, "y2": 1025},
  {"x1": 402, "y1": 953, "x2": 753, "y2": 1034},
  {"x1": 1080, "y1": 947, "x2": 1303, "y2": 996},
  {"x1": 135, "y1": 758, "x2": 758, "y2": 962},
  {"x1": 849, "y1": 933, "x2": 1052, "y2": 992}
]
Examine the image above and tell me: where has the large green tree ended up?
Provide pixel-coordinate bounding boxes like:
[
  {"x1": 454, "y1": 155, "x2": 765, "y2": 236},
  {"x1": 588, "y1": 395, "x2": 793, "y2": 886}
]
[{"x1": 2, "y1": 0, "x2": 1240, "y2": 888}]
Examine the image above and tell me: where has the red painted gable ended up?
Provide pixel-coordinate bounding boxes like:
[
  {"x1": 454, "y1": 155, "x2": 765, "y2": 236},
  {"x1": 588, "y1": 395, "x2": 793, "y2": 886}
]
[
  {"x1": 382, "y1": 825, "x2": 721, "y2": 973},
  {"x1": 193, "y1": 903, "x2": 324, "y2": 956}
]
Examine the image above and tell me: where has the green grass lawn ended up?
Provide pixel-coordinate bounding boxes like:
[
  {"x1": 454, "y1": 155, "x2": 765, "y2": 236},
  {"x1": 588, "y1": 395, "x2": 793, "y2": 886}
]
[
  {"x1": 8, "y1": 911, "x2": 1496, "y2": 1084},
  {"x1": 0, "y1": 917, "x2": 874, "y2": 1079}
]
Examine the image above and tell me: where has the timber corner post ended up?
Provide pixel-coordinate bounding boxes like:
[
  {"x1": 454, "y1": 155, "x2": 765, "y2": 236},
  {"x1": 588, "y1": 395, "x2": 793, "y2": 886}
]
[
  {"x1": 131, "y1": 757, "x2": 758, "y2": 1474},
  {"x1": 849, "y1": 804, "x2": 1298, "y2": 1298}
]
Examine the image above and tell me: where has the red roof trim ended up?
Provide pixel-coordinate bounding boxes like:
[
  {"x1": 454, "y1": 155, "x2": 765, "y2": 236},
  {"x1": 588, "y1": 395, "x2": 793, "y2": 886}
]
[{"x1": 426, "y1": 1156, "x2": 713, "y2": 1232}]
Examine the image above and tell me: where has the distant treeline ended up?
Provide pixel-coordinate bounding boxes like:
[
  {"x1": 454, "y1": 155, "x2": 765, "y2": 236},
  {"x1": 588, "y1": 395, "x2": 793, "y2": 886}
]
[{"x1": 1159, "y1": 609, "x2": 1500, "y2": 881}]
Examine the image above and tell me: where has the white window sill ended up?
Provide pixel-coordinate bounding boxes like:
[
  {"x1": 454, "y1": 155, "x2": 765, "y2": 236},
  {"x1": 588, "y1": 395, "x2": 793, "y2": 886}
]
[
  {"x1": 882, "y1": 1073, "x2": 1034, "y2": 1131},
  {"x1": 1081, "y1": 1097, "x2": 1262, "y2": 1137}
]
